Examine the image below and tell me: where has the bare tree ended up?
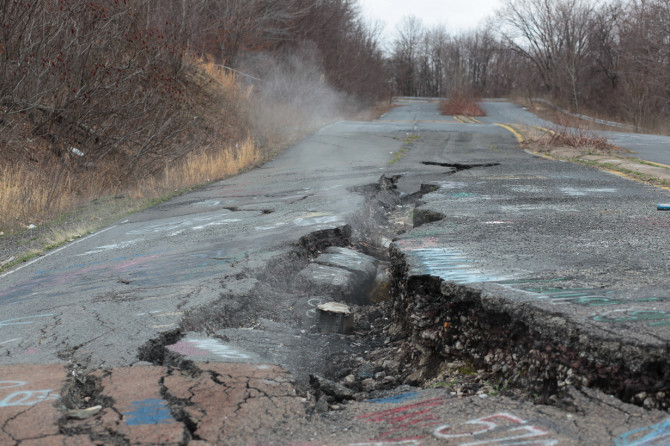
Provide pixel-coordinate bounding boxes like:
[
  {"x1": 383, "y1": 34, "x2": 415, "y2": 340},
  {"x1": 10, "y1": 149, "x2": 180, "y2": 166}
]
[
  {"x1": 0, "y1": 0, "x2": 208, "y2": 180},
  {"x1": 617, "y1": 0, "x2": 670, "y2": 126},
  {"x1": 390, "y1": 16, "x2": 425, "y2": 96},
  {"x1": 497, "y1": 0, "x2": 597, "y2": 109}
]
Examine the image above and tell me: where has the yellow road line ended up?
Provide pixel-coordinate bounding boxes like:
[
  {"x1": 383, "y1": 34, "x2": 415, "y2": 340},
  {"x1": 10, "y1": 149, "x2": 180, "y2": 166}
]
[
  {"x1": 533, "y1": 126, "x2": 552, "y2": 134},
  {"x1": 523, "y1": 149, "x2": 553, "y2": 160},
  {"x1": 495, "y1": 123, "x2": 524, "y2": 143},
  {"x1": 598, "y1": 167, "x2": 670, "y2": 191},
  {"x1": 638, "y1": 160, "x2": 670, "y2": 170}
]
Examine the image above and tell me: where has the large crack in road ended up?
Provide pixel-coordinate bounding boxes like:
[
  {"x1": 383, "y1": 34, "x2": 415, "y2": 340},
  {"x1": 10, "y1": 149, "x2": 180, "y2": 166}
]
[
  {"x1": 3, "y1": 99, "x2": 670, "y2": 444},
  {"x1": 53, "y1": 170, "x2": 669, "y2": 444}
]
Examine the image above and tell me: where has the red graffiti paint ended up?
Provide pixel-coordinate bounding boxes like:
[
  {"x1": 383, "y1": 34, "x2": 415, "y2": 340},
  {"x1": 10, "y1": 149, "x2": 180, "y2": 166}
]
[{"x1": 356, "y1": 397, "x2": 447, "y2": 442}]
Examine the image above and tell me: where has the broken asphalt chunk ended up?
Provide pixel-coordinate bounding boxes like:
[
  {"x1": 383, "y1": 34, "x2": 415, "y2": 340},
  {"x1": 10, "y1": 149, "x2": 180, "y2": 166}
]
[{"x1": 309, "y1": 374, "x2": 354, "y2": 401}]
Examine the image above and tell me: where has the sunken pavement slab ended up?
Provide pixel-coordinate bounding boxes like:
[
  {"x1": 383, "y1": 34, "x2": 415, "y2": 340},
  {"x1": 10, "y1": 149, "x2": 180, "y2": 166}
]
[{"x1": 298, "y1": 247, "x2": 378, "y2": 305}]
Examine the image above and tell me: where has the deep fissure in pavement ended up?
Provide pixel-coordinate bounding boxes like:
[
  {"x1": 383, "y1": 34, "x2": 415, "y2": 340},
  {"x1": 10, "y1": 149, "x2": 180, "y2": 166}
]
[
  {"x1": 347, "y1": 172, "x2": 670, "y2": 412},
  {"x1": 388, "y1": 264, "x2": 670, "y2": 410},
  {"x1": 57, "y1": 169, "x2": 668, "y2": 442},
  {"x1": 59, "y1": 371, "x2": 130, "y2": 445},
  {"x1": 381, "y1": 168, "x2": 670, "y2": 411},
  {"x1": 158, "y1": 372, "x2": 203, "y2": 443},
  {"x1": 421, "y1": 161, "x2": 501, "y2": 170}
]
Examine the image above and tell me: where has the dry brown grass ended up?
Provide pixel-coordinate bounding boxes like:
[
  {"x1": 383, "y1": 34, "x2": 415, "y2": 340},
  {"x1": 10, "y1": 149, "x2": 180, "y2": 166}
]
[
  {"x1": 199, "y1": 61, "x2": 253, "y2": 101},
  {"x1": 0, "y1": 164, "x2": 77, "y2": 230},
  {"x1": 148, "y1": 138, "x2": 259, "y2": 197},
  {"x1": 440, "y1": 93, "x2": 487, "y2": 117},
  {"x1": 0, "y1": 139, "x2": 260, "y2": 233}
]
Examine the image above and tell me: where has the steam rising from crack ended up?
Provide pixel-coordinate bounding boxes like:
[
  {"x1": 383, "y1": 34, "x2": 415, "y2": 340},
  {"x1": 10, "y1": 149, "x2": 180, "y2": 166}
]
[{"x1": 241, "y1": 45, "x2": 358, "y2": 145}]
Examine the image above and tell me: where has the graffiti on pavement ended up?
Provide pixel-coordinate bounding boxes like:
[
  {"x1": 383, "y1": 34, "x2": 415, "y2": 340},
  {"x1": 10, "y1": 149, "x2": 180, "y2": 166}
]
[
  {"x1": 123, "y1": 399, "x2": 175, "y2": 426},
  {"x1": 433, "y1": 412, "x2": 558, "y2": 445},
  {"x1": 518, "y1": 287, "x2": 664, "y2": 308},
  {"x1": 355, "y1": 397, "x2": 447, "y2": 443},
  {"x1": 497, "y1": 280, "x2": 669, "y2": 316},
  {"x1": 168, "y1": 339, "x2": 250, "y2": 360},
  {"x1": 593, "y1": 308, "x2": 670, "y2": 327},
  {"x1": 125, "y1": 212, "x2": 240, "y2": 237},
  {"x1": 396, "y1": 238, "x2": 503, "y2": 284},
  {"x1": 367, "y1": 392, "x2": 420, "y2": 405},
  {"x1": 0, "y1": 248, "x2": 233, "y2": 303},
  {"x1": 615, "y1": 418, "x2": 670, "y2": 446},
  {"x1": 0, "y1": 314, "x2": 54, "y2": 328},
  {"x1": 0, "y1": 381, "x2": 59, "y2": 407},
  {"x1": 353, "y1": 395, "x2": 559, "y2": 446}
]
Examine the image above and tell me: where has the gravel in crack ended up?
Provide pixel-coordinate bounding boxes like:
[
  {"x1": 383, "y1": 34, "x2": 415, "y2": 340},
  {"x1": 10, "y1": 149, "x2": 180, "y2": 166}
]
[{"x1": 322, "y1": 301, "x2": 514, "y2": 407}]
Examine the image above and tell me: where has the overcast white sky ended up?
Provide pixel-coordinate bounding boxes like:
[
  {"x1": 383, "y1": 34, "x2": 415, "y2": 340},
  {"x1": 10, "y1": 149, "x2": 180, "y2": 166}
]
[{"x1": 358, "y1": 0, "x2": 504, "y2": 46}]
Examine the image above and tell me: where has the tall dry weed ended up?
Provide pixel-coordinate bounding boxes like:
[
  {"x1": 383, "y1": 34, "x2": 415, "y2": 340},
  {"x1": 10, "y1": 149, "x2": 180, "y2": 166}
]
[
  {"x1": 542, "y1": 125, "x2": 619, "y2": 152},
  {"x1": 440, "y1": 93, "x2": 486, "y2": 117},
  {"x1": 162, "y1": 138, "x2": 259, "y2": 191},
  {"x1": 0, "y1": 165, "x2": 76, "y2": 231}
]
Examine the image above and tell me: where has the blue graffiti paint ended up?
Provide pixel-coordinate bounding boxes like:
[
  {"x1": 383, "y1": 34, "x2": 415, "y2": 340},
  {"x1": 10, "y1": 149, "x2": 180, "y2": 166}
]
[
  {"x1": 615, "y1": 418, "x2": 670, "y2": 446},
  {"x1": 367, "y1": 392, "x2": 420, "y2": 404},
  {"x1": 123, "y1": 399, "x2": 175, "y2": 426},
  {"x1": 496, "y1": 278, "x2": 570, "y2": 286},
  {"x1": 530, "y1": 289, "x2": 658, "y2": 307},
  {"x1": 511, "y1": 285, "x2": 666, "y2": 308},
  {"x1": 412, "y1": 248, "x2": 501, "y2": 284},
  {"x1": 593, "y1": 311, "x2": 670, "y2": 325}
]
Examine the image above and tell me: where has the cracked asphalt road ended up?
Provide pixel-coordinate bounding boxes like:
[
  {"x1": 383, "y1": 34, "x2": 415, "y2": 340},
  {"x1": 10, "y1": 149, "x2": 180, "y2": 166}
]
[{"x1": 1, "y1": 98, "x2": 670, "y2": 445}]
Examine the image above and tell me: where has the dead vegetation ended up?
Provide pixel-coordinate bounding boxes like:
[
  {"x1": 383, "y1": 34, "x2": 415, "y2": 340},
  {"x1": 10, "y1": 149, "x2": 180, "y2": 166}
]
[
  {"x1": 0, "y1": 56, "x2": 255, "y2": 233},
  {"x1": 538, "y1": 126, "x2": 621, "y2": 153},
  {"x1": 439, "y1": 94, "x2": 487, "y2": 117},
  {"x1": 0, "y1": 1, "x2": 253, "y2": 233}
]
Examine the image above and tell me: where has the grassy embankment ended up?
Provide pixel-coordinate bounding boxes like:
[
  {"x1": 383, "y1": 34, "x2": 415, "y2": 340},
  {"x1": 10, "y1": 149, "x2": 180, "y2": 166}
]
[{"x1": 1, "y1": 61, "x2": 255, "y2": 229}]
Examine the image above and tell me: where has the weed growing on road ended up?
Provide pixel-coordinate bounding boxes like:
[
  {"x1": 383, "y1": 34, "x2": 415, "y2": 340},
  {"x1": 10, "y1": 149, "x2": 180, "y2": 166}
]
[
  {"x1": 542, "y1": 125, "x2": 619, "y2": 152},
  {"x1": 389, "y1": 134, "x2": 420, "y2": 165},
  {"x1": 390, "y1": 148, "x2": 408, "y2": 165},
  {"x1": 440, "y1": 93, "x2": 486, "y2": 117}
]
